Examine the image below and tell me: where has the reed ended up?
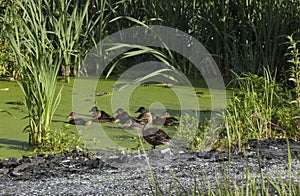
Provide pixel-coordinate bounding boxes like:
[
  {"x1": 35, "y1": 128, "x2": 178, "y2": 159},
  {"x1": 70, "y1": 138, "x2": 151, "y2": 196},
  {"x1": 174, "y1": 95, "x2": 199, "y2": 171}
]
[
  {"x1": 6, "y1": 0, "x2": 63, "y2": 145},
  {"x1": 2, "y1": 0, "x2": 300, "y2": 78},
  {"x1": 221, "y1": 68, "x2": 288, "y2": 149}
]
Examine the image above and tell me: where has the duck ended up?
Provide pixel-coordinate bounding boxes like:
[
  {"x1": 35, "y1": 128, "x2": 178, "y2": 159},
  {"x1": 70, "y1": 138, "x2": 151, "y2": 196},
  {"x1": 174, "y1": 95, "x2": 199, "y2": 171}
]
[
  {"x1": 89, "y1": 106, "x2": 116, "y2": 123},
  {"x1": 114, "y1": 108, "x2": 132, "y2": 124},
  {"x1": 115, "y1": 108, "x2": 142, "y2": 124},
  {"x1": 135, "y1": 106, "x2": 157, "y2": 121},
  {"x1": 89, "y1": 106, "x2": 113, "y2": 118},
  {"x1": 135, "y1": 106, "x2": 147, "y2": 119},
  {"x1": 140, "y1": 112, "x2": 172, "y2": 149},
  {"x1": 153, "y1": 112, "x2": 179, "y2": 126},
  {"x1": 121, "y1": 119, "x2": 144, "y2": 131},
  {"x1": 136, "y1": 106, "x2": 178, "y2": 126},
  {"x1": 135, "y1": 106, "x2": 146, "y2": 114},
  {"x1": 67, "y1": 112, "x2": 92, "y2": 126},
  {"x1": 162, "y1": 112, "x2": 179, "y2": 126}
]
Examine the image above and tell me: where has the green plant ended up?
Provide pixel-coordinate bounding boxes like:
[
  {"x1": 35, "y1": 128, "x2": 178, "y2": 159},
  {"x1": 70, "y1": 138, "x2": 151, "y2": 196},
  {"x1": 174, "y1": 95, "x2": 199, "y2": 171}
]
[
  {"x1": 284, "y1": 34, "x2": 300, "y2": 139},
  {"x1": 221, "y1": 68, "x2": 288, "y2": 150},
  {"x1": 6, "y1": 0, "x2": 63, "y2": 145},
  {"x1": 191, "y1": 0, "x2": 300, "y2": 76},
  {"x1": 0, "y1": 0, "x2": 20, "y2": 79},
  {"x1": 44, "y1": 0, "x2": 91, "y2": 82},
  {"x1": 36, "y1": 127, "x2": 85, "y2": 154},
  {"x1": 176, "y1": 114, "x2": 198, "y2": 149},
  {"x1": 175, "y1": 114, "x2": 208, "y2": 151},
  {"x1": 286, "y1": 34, "x2": 300, "y2": 107}
]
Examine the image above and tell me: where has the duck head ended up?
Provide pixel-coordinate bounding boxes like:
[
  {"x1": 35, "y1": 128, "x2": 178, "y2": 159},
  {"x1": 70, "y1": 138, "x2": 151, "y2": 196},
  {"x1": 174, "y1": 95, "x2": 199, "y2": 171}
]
[
  {"x1": 67, "y1": 112, "x2": 77, "y2": 120},
  {"x1": 114, "y1": 108, "x2": 124, "y2": 115},
  {"x1": 89, "y1": 106, "x2": 98, "y2": 113},
  {"x1": 135, "y1": 106, "x2": 146, "y2": 113}
]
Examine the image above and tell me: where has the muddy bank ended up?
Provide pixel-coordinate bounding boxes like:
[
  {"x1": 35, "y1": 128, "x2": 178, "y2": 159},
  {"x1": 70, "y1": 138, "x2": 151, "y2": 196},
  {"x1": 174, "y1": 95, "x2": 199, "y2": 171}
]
[{"x1": 0, "y1": 138, "x2": 299, "y2": 195}]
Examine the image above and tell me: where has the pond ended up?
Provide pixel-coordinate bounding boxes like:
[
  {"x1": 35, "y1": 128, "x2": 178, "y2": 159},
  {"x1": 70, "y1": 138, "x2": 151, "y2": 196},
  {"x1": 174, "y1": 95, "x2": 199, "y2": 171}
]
[{"x1": 0, "y1": 77, "x2": 231, "y2": 159}]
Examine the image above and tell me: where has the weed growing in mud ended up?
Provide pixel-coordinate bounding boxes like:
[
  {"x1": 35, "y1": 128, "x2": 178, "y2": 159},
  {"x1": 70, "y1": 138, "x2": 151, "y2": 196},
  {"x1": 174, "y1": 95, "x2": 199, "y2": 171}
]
[{"x1": 34, "y1": 127, "x2": 85, "y2": 154}]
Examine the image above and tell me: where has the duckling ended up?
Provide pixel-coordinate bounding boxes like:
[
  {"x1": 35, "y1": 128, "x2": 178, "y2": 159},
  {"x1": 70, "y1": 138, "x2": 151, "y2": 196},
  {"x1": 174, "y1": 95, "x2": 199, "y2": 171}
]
[
  {"x1": 67, "y1": 112, "x2": 92, "y2": 126},
  {"x1": 140, "y1": 112, "x2": 172, "y2": 149},
  {"x1": 135, "y1": 106, "x2": 147, "y2": 119},
  {"x1": 122, "y1": 119, "x2": 144, "y2": 131}
]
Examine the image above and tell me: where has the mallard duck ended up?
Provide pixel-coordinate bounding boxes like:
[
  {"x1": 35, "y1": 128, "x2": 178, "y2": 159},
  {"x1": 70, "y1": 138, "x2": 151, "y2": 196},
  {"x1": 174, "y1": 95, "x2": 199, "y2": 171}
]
[
  {"x1": 152, "y1": 112, "x2": 179, "y2": 126},
  {"x1": 135, "y1": 106, "x2": 146, "y2": 114},
  {"x1": 89, "y1": 106, "x2": 116, "y2": 123},
  {"x1": 89, "y1": 106, "x2": 113, "y2": 119},
  {"x1": 67, "y1": 112, "x2": 92, "y2": 126},
  {"x1": 121, "y1": 119, "x2": 144, "y2": 130},
  {"x1": 135, "y1": 106, "x2": 147, "y2": 119},
  {"x1": 140, "y1": 112, "x2": 172, "y2": 149},
  {"x1": 135, "y1": 106, "x2": 158, "y2": 121},
  {"x1": 114, "y1": 108, "x2": 132, "y2": 124},
  {"x1": 114, "y1": 108, "x2": 142, "y2": 124}
]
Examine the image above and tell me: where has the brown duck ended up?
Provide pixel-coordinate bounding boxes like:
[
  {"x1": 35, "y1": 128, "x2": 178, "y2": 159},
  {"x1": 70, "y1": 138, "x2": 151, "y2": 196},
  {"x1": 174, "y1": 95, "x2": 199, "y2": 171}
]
[
  {"x1": 115, "y1": 108, "x2": 141, "y2": 124},
  {"x1": 89, "y1": 106, "x2": 116, "y2": 123},
  {"x1": 135, "y1": 106, "x2": 157, "y2": 122},
  {"x1": 114, "y1": 108, "x2": 132, "y2": 123},
  {"x1": 114, "y1": 108, "x2": 143, "y2": 130},
  {"x1": 140, "y1": 112, "x2": 172, "y2": 149},
  {"x1": 67, "y1": 112, "x2": 92, "y2": 126},
  {"x1": 153, "y1": 112, "x2": 179, "y2": 126},
  {"x1": 121, "y1": 119, "x2": 144, "y2": 131}
]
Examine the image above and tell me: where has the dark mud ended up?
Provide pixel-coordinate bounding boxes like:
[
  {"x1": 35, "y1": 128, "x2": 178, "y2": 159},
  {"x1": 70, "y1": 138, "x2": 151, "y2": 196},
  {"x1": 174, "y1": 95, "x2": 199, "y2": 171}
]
[{"x1": 0, "y1": 138, "x2": 299, "y2": 195}]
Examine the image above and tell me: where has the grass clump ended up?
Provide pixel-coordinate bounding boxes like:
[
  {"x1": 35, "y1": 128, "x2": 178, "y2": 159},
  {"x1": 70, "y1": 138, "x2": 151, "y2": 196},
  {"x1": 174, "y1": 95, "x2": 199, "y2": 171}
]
[
  {"x1": 218, "y1": 67, "x2": 300, "y2": 150},
  {"x1": 219, "y1": 69, "x2": 287, "y2": 150},
  {"x1": 35, "y1": 127, "x2": 85, "y2": 154}
]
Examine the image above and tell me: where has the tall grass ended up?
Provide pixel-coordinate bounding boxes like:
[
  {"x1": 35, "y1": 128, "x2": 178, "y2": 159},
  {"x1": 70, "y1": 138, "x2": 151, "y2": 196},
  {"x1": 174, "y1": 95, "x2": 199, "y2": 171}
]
[
  {"x1": 4, "y1": 0, "x2": 104, "y2": 146},
  {"x1": 6, "y1": 0, "x2": 63, "y2": 145},
  {"x1": 103, "y1": 0, "x2": 300, "y2": 77},
  {"x1": 44, "y1": 0, "x2": 94, "y2": 81},
  {"x1": 1, "y1": 0, "x2": 300, "y2": 78},
  {"x1": 220, "y1": 68, "x2": 295, "y2": 150},
  {"x1": 191, "y1": 0, "x2": 300, "y2": 76},
  {"x1": 286, "y1": 34, "x2": 300, "y2": 108}
]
